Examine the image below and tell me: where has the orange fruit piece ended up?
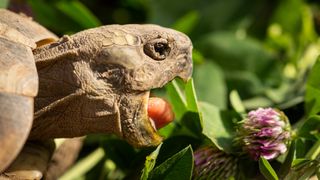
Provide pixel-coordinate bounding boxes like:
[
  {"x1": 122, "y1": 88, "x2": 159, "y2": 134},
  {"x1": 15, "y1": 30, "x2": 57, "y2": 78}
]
[{"x1": 148, "y1": 97, "x2": 174, "y2": 129}]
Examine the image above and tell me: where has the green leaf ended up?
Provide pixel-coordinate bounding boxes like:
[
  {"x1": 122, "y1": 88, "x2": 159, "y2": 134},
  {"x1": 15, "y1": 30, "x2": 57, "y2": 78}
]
[
  {"x1": 192, "y1": 49, "x2": 205, "y2": 64},
  {"x1": 100, "y1": 138, "x2": 136, "y2": 170},
  {"x1": 295, "y1": 138, "x2": 313, "y2": 158},
  {"x1": 193, "y1": 61, "x2": 227, "y2": 109},
  {"x1": 298, "y1": 165, "x2": 317, "y2": 180},
  {"x1": 60, "y1": 148, "x2": 105, "y2": 180},
  {"x1": 149, "y1": 146, "x2": 193, "y2": 180},
  {"x1": 292, "y1": 158, "x2": 311, "y2": 168},
  {"x1": 230, "y1": 90, "x2": 245, "y2": 114},
  {"x1": 158, "y1": 122, "x2": 176, "y2": 138},
  {"x1": 148, "y1": 0, "x2": 266, "y2": 39},
  {"x1": 55, "y1": 0, "x2": 101, "y2": 28},
  {"x1": 141, "y1": 143, "x2": 163, "y2": 180},
  {"x1": 179, "y1": 111, "x2": 202, "y2": 136},
  {"x1": 279, "y1": 141, "x2": 296, "y2": 178},
  {"x1": 185, "y1": 79, "x2": 199, "y2": 112},
  {"x1": 166, "y1": 80, "x2": 187, "y2": 120},
  {"x1": 305, "y1": 58, "x2": 320, "y2": 116},
  {"x1": 300, "y1": 5, "x2": 317, "y2": 43},
  {"x1": 285, "y1": 158, "x2": 314, "y2": 180},
  {"x1": 166, "y1": 79, "x2": 203, "y2": 137},
  {"x1": 270, "y1": 0, "x2": 303, "y2": 35},
  {"x1": 172, "y1": 10, "x2": 199, "y2": 35},
  {"x1": 298, "y1": 116, "x2": 320, "y2": 140},
  {"x1": 155, "y1": 136, "x2": 198, "y2": 166},
  {"x1": 197, "y1": 32, "x2": 275, "y2": 73},
  {"x1": 259, "y1": 157, "x2": 279, "y2": 180},
  {"x1": 27, "y1": 0, "x2": 82, "y2": 33},
  {"x1": 197, "y1": 32, "x2": 282, "y2": 99},
  {"x1": 199, "y1": 102, "x2": 238, "y2": 153},
  {"x1": 305, "y1": 139, "x2": 320, "y2": 160},
  {"x1": 0, "y1": 0, "x2": 8, "y2": 8}
]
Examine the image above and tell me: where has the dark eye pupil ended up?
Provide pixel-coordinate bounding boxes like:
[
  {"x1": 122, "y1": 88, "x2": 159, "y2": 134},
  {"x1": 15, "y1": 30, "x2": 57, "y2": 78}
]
[
  {"x1": 154, "y1": 43, "x2": 166, "y2": 55},
  {"x1": 143, "y1": 40, "x2": 170, "y2": 60}
]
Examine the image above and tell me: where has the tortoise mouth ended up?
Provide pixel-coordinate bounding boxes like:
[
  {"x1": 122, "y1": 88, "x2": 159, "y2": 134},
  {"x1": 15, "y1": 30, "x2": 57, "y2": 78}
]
[
  {"x1": 120, "y1": 91, "x2": 164, "y2": 147},
  {"x1": 141, "y1": 91, "x2": 163, "y2": 138}
]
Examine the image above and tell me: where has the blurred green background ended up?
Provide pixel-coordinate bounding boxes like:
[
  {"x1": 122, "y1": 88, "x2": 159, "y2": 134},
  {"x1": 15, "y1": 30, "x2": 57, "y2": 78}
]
[{"x1": 2, "y1": 0, "x2": 320, "y2": 179}]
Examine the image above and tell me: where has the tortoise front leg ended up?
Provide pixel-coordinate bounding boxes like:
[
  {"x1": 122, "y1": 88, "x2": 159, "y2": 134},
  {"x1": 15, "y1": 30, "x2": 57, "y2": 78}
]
[
  {"x1": 45, "y1": 138, "x2": 84, "y2": 180},
  {"x1": 1, "y1": 138, "x2": 83, "y2": 180},
  {"x1": 1, "y1": 140, "x2": 54, "y2": 180}
]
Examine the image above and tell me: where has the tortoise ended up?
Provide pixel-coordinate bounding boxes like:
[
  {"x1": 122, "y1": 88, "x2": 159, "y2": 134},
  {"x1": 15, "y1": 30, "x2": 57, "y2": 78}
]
[{"x1": 0, "y1": 9, "x2": 193, "y2": 177}]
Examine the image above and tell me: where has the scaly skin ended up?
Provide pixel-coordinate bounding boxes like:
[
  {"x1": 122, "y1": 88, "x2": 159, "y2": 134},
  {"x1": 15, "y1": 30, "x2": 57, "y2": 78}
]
[{"x1": 30, "y1": 24, "x2": 193, "y2": 147}]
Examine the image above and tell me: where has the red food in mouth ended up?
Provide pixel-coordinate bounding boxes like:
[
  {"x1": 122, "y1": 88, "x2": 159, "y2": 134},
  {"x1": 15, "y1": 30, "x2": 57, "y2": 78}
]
[{"x1": 148, "y1": 97, "x2": 174, "y2": 129}]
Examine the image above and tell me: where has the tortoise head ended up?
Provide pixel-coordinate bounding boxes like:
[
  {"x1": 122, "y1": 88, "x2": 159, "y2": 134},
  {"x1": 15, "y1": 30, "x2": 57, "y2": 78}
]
[
  {"x1": 33, "y1": 24, "x2": 193, "y2": 147},
  {"x1": 94, "y1": 24, "x2": 193, "y2": 90},
  {"x1": 87, "y1": 25, "x2": 193, "y2": 147}
]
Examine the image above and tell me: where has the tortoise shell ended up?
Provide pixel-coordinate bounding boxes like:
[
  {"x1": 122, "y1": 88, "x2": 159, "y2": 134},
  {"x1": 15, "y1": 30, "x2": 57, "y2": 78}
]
[{"x1": 0, "y1": 9, "x2": 57, "y2": 172}]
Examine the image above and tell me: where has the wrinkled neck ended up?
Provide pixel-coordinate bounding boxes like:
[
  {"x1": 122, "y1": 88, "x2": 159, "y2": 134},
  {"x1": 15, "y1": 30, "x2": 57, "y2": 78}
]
[
  {"x1": 33, "y1": 35, "x2": 101, "y2": 111},
  {"x1": 30, "y1": 36, "x2": 122, "y2": 140}
]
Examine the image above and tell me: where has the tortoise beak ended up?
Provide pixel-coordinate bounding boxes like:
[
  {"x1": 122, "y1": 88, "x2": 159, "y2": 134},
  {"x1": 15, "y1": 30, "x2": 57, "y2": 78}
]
[
  {"x1": 119, "y1": 91, "x2": 162, "y2": 147},
  {"x1": 177, "y1": 49, "x2": 193, "y2": 82}
]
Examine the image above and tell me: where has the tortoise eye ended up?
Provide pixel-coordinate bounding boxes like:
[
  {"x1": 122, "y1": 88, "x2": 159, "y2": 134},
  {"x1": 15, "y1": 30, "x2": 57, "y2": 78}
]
[{"x1": 144, "y1": 38, "x2": 170, "y2": 60}]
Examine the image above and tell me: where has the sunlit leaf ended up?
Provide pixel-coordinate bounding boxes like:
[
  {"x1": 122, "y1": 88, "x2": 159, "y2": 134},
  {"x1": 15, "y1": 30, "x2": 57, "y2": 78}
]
[
  {"x1": 192, "y1": 49, "x2": 205, "y2": 64},
  {"x1": 141, "y1": 143, "x2": 163, "y2": 180},
  {"x1": 270, "y1": 0, "x2": 303, "y2": 35},
  {"x1": 193, "y1": 61, "x2": 227, "y2": 109},
  {"x1": 197, "y1": 32, "x2": 282, "y2": 100},
  {"x1": 166, "y1": 79, "x2": 203, "y2": 137},
  {"x1": 100, "y1": 138, "x2": 136, "y2": 170},
  {"x1": 286, "y1": 158, "x2": 314, "y2": 180},
  {"x1": 0, "y1": 0, "x2": 8, "y2": 8},
  {"x1": 60, "y1": 148, "x2": 105, "y2": 180},
  {"x1": 185, "y1": 79, "x2": 199, "y2": 112},
  {"x1": 173, "y1": 10, "x2": 199, "y2": 35},
  {"x1": 179, "y1": 111, "x2": 202, "y2": 136},
  {"x1": 297, "y1": 165, "x2": 317, "y2": 180},
  {"x1": 305, "y1": 139, "x2": 320, "y2": 160},
  {"x1": 158, "y1": 122, "x2": 176, "y2": 138},
  {"x1": 27, "y1": 0, "x2": 82, "y2": 33},
  {"x1": 292, "y1": 158, "x2": 310, "y2": 168},
  {"x1": 230, "y1": 90, "x2": 245, "y2": 114},
  {"x1": 55, "y1": 0, "x2": 101, "y2": 28},
  {"x1": 305, "y1": 58, "x2": 320, "y2": 116},
  {"x1": 199, "y1": 102, "x2": 238, "y2": 153},
  {"x1": 298, "y1": 116, "x2": 320, "y2": 140},
  {"x1": 259, "y1": 157, "x2": 279, "y2": 180},
  {"x1": 166, "y1": 80, "x2": 187, "y2": 120},
  {"x1": 149, "y1": 146, "x2": 193, "y2": 180},
  {"x1": 279, "y1": 141, "x2": 296, "y2": 178},
  {"x1": 149, "y1": 0, "x2": 270, "y2": 39}
]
